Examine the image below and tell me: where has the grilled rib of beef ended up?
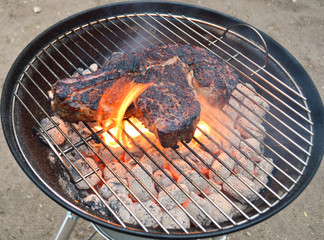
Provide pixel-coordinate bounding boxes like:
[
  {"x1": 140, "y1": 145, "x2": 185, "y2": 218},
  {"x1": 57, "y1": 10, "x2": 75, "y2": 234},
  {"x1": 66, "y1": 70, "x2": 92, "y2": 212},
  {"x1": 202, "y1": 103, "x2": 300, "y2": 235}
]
[{"x1": 51, "y1": 44, "x2": 239, "y2": 148}]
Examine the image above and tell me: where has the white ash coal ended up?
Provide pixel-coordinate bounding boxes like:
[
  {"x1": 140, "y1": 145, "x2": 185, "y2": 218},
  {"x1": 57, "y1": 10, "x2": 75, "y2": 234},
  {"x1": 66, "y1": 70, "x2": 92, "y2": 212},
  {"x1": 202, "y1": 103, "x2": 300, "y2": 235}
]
[
  {"x1": 158, "y1": 183, "x2": 189, "y2": 210},
  {"x1": 39, "y1": 116, "x2": 67, "y2": 145},
  {"x1": 40, "y1": 65, "x2": 275, "y2": 229},
  {"x1": 133, "y1": 200, "x2": 163, "y2": 228},
  {"x1": 99, "y1": 177, "x2": 128, "y2": 199},
  {"x1": 209, "y1": 152, "x2": 236, "y2": 184},
  {"x1": 73, "y1": 157, "x2": 102, "y2": 190},
  {"x1": 161, "y1": 206, "x2": 191, "y2": 229},
  {"x1": 127, "y1": 164, "x2": 157, "y2": 202},
  {"x1": 153, "y1": 169, "x2": 173, "y2": 192},
  {"x1": 177, "y1": 170, "x2": 208, "y2": 194},
  {"x1": 107, "y1": 194, "x2": 137, "y2": 225},
  {"x1": 103, "y1": 162, "x2": 128, "y2": 180},
  {"x1": 83, "y1": 194, "x2": 110, "y2": 216},
  {"x1": 138, "y1": 148, "x2": 166, "y2": 172}
]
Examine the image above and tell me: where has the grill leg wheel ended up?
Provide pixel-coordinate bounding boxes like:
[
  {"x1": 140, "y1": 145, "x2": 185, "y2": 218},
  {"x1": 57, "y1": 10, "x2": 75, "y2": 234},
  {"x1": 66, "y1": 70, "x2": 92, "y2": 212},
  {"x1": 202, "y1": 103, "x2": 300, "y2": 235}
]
[{"x1": 55, "y1": 211, "x2": 79, "y2": 240}]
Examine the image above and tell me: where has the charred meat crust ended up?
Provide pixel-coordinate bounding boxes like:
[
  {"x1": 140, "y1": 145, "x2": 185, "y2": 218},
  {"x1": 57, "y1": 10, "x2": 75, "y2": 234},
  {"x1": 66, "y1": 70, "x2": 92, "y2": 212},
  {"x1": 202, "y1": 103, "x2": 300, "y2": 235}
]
[
  {"x1": 51, "y1": 44, "x2": 239, "y2": 147},
  {"x1": 132, "y1": 60, "x2": 200, "y2": 148}
]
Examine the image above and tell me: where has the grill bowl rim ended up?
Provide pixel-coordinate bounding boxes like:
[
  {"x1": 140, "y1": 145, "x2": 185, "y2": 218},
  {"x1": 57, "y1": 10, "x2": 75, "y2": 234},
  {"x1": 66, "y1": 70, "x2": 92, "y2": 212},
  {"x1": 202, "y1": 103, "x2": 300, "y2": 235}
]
[{"x1": 1, "y1": 1, "x2": 324, "y2": 238}]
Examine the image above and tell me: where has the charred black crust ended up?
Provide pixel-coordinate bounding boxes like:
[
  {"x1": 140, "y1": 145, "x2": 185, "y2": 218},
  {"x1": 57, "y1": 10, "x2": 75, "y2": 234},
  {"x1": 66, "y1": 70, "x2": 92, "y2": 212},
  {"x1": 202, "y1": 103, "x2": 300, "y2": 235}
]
[
  {"x1": 102, "y1": 52, "x2": 140, "y2": 73},
  {"x1": 133, "y1": 59, "x2": 199, "y2": 148},
  {"x1": 52, "y1": 43, "x2": 239, "y2": 147}
]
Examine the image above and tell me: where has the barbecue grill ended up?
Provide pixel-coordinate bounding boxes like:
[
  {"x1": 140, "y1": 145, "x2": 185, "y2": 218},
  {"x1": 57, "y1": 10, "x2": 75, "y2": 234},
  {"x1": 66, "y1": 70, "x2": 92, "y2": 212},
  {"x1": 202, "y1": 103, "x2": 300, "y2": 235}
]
[{"x1": 1, "y1": 1, "x2": 323, "y2": 240}]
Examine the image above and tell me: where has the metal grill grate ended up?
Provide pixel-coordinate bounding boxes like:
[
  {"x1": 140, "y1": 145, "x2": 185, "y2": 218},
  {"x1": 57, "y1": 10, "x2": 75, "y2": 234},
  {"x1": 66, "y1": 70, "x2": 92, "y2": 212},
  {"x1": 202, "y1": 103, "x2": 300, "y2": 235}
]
[{"x1": 12, "y1": 13, "x2": 312, "y2": 236}]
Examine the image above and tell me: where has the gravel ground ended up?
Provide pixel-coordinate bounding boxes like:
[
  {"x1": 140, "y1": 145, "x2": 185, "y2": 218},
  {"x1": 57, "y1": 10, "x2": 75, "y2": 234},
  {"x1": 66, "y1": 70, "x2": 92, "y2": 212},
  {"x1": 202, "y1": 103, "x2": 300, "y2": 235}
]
[{"x1": 0, "y1": 0, "x2": 323, "y2": 239}]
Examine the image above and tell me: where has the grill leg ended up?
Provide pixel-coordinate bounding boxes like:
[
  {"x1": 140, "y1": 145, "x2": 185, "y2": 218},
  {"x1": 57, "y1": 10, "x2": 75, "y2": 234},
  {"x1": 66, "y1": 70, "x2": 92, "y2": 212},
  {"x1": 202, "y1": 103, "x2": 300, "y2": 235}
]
[{"x1": 55, "y1": 211, "x2": 79, "y2": 240}]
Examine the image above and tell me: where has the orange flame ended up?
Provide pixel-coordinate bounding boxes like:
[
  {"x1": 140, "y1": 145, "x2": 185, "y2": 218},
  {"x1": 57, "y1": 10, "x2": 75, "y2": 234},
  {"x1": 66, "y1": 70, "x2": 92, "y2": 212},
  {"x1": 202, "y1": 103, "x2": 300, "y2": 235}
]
[
  {"x1": 94, "y1": 118, "x2": 152, "y2": 148},
  {"x1": 114, "y1": 83, "x2": 152, "y2": 145},
  {"x1": 194, "y1": 120, "x2": 211, "y2": 138},
  {"x1": 96, "y1": 77, "x2": 214, "y2": 149},
  {"x1": 97, "y1": 77, "x2": 152, "y2": 147}
]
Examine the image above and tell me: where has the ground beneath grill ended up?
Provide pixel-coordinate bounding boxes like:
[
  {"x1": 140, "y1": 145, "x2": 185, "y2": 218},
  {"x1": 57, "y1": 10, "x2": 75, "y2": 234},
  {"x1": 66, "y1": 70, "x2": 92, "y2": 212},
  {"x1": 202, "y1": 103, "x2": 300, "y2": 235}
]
[{"x1": 0, "y1": 0, "x2": 323, "y2": 239}]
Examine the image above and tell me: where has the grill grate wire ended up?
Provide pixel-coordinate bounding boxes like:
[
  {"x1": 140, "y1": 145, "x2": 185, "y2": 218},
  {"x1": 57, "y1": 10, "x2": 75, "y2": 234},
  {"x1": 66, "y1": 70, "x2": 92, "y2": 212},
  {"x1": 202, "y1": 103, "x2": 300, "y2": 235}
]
[{"x1": 12, "y1": 13, "x2": 313, "y2": 235}]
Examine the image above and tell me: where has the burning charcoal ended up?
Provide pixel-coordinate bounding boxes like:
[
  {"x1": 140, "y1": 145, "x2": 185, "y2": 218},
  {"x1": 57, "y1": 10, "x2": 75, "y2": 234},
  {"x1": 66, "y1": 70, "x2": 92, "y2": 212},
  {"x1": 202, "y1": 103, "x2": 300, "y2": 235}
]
[
  {"x1": 254, "y1": 157, "x2": 274, "y2": 186},
  {"x1": 186, "y1": 149, "x2": 215, "y2": 174},
  {"x1": 162, "y1": 147, "x2": 180, "y2": 160},
  {"x1": 83, "y1": 194, "x2": 109, "y2": 216},
  {"x1": 90, "y1": 63, "x2": 98, "y2": 72},
  {"x1": 232, "y1": 149, "x2": 256, "y2": 181},
  {"x1": 127, "y1": 164, "x2": 157, "y2": 201},
  {"x1": 161, "y1": 207, "x2": 190, "y2": 229},
  {"x1": 203, "y1": 179, "x2": 222, "y2": 195},
  {"x1": 128, "y1": 132, "x2": 160, "y2": 153},
  {"x1": 58, "y1": 170, "x2": 87, "y2": 200},
  {"x1": 102, "y1": 142, "x2": 125, "y2": 157},
  {"x1": 214, "y1": 108, "x2": 235, "y2": 129},
  {"x1": 231, "y1": 201, "x2": 247, "y2": 218},
  {"x1": 177, "y1": 170, "x2": 208, "y2": 194},
  {"x1": 209, "y1": 152, "x2": 235, "y2": 184},
  {"x1": 232, "y1": 83, "x2": 257, "y2": 103},
  {"x1": 222, "y1": 175, "x2": 259, "y2": 203},
  {"x1": 107, "y1": 194, "x2": 136, "y2": 224},
  {"x1": 237, "y1": 105, "x2": 263, "y2": 125},
  {"x1": 250, "y1": 169, "x2": 271, "y2": 194},
  {"x1": 124, "y1": 157, "x2": 137, "y2": 168},
  {"x1": 82, "y1": 69, "x2": 92, "y2": 75},
  {"x1": 215, "y1": 127, "x2": 241, "y2": 153},
  {"x1": 40, "y1": 116, "x2": 67, "y2": 145},
  {"x1": 153, "y1": 169, "x2": 173, "y2": 192},
  {"x1": 124, "y1": 142, "x2": 144, "y2": 162},
  {"x1": 222, "y1": 96, "x2": 240, "y2": 120},
  {"x1": 73, "y1": 157, "x2": 102, "y2": 190},
  {"x1": 204, "y1": 193, "x2": 236, "y2": 223},
  {"x1": 133, "y1": 200, "x2": 163, "y2": 228},
  {"x1": 230, "y1": 129, "x2": 242, "y2": 150},
  {"x1": 163, "y1": 144, "x2": 192, "y2": 160},
  {"x1": 240, "y1": 138, "x2": 264, "y2": 163},
  {"x1": 98, "y1": 148, "x2": 116, "y2": 164},
  {"x1": 243, "y1": 94, "x2": 270, "y2": 119},
  {"x1": 139, "y1": 148, "x2": 166, "y2": 172},
  {"x1": 158, "y1": 184, "x2": 189, "y2": 210},
  {"x1": 257, "y1": 157, "x2": 274, "y2": 175},
  {"x1": 87, "y1": 139, "x2": 103, "y2": 155},
  {"x1": 251, "y1": 157, "x2": 274, "y2": 193},
  {"x1": 103, "y1": 162, "x2": 128, "y2": 180},
  {"x1": 167, "y1": 159, "x2": 192, "y2": 180},
  {"x1": 185, "y1": 158, "x2": 199, "y2": 172},
  {"x1": 183, "y1": 192, "x2": 210, "y2": 226},
  {"x1": 235, "y1": 117, "x2": 266, "y2": 141},
  {"x1": 71, "y1": 121, "x2": 92, "y2": 137},
  {"x1": 194, "y1": 132, "x2": 220, "y2": 154},
  {"x1": 65, "y1": 121, "x2": 92, "y2": 145},
  {"x1": 99, "y1": 177, "x2": 128, "y2": 200},
  {"x1": 64, "y1": 144, "x2": 93, "y2": 163},
  {"x1": 71, "y1": 67, "x2": 84, "y2": 77}
]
